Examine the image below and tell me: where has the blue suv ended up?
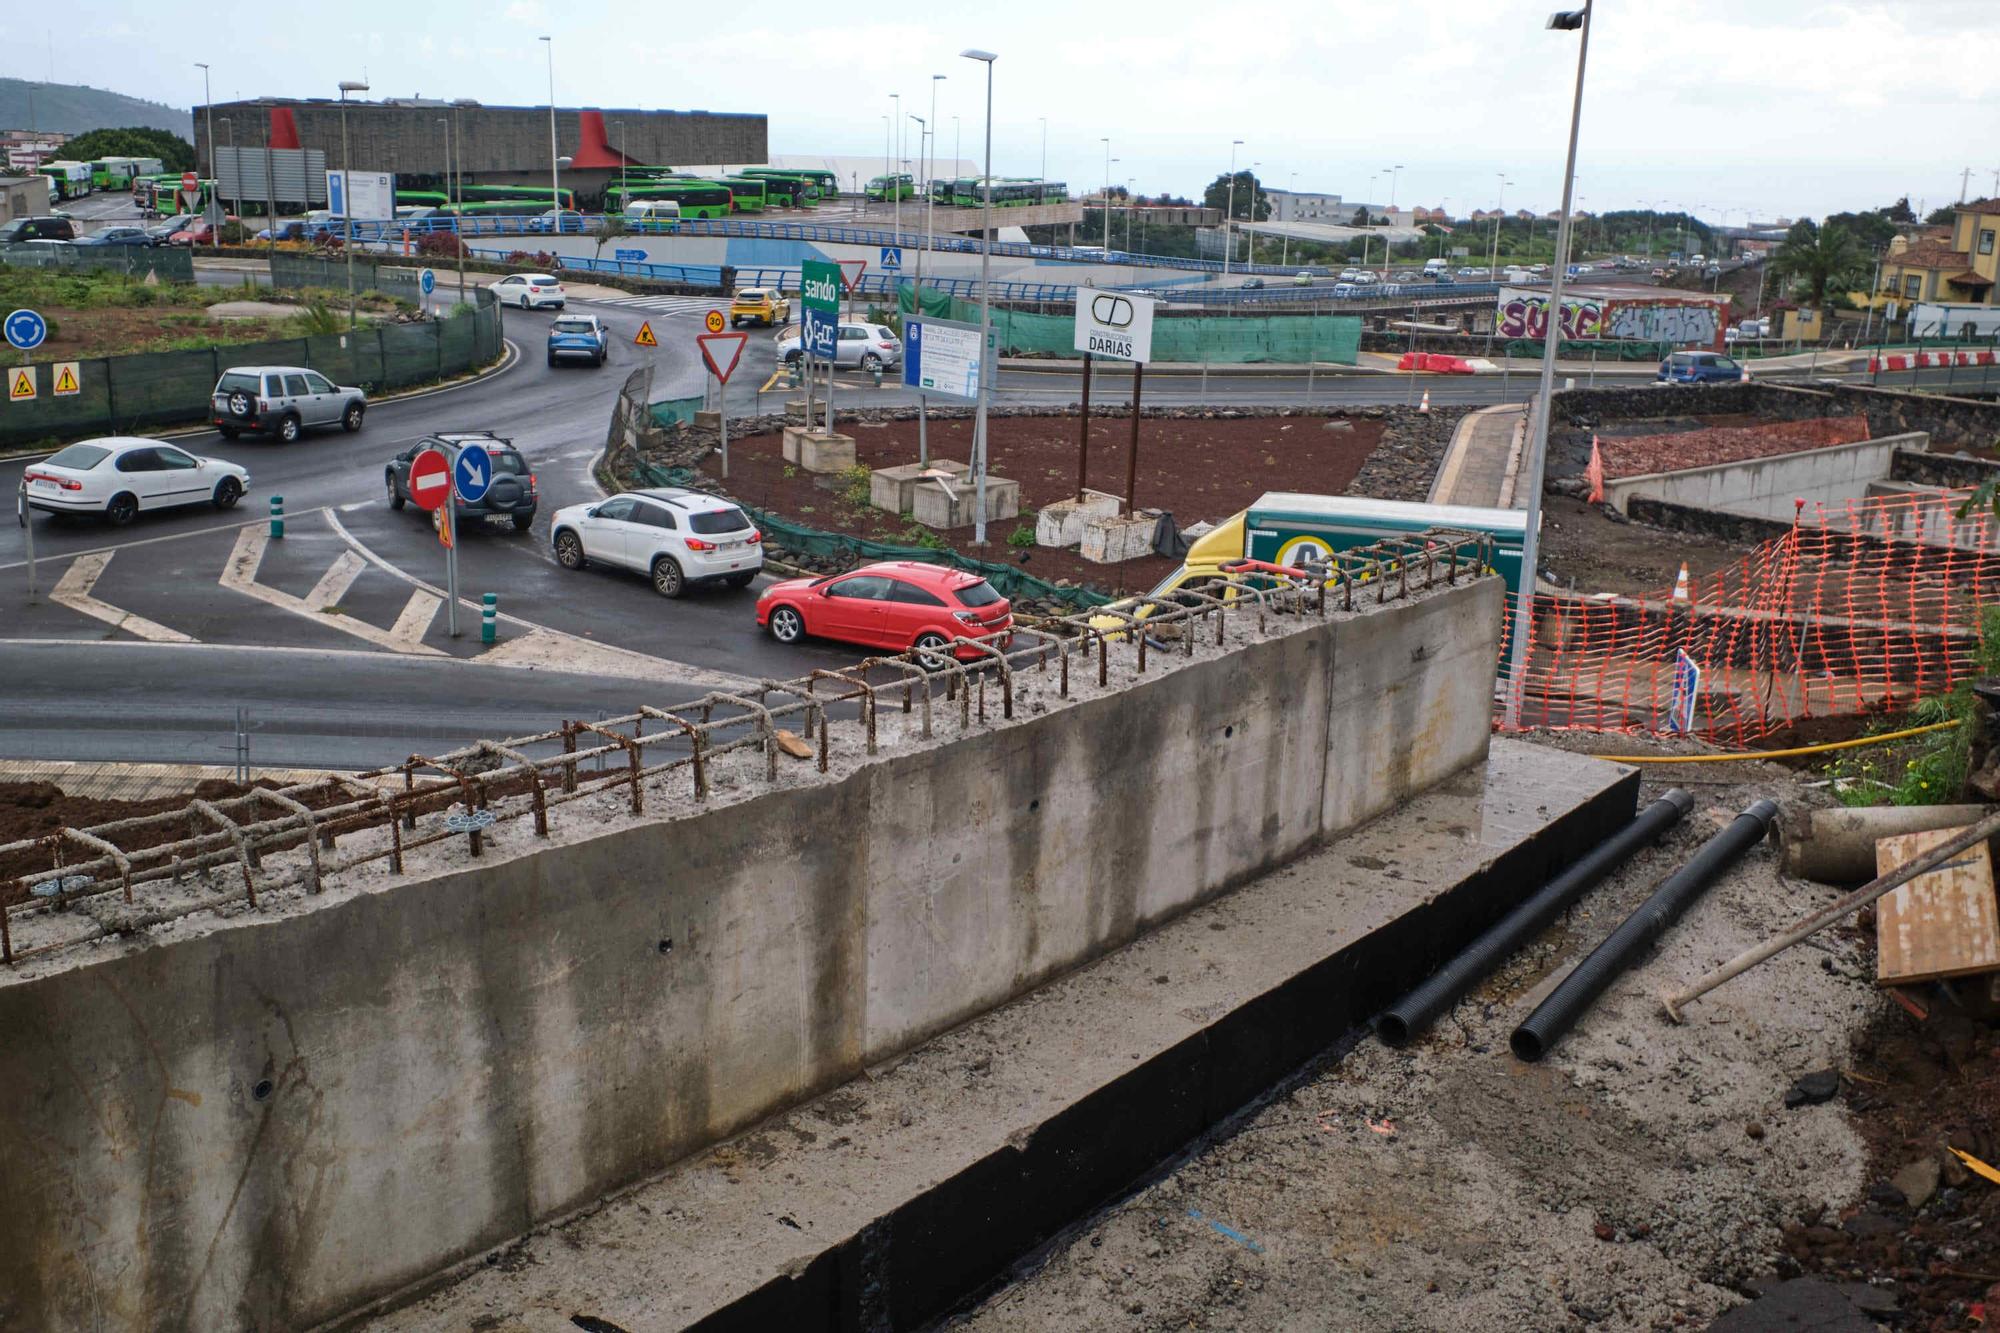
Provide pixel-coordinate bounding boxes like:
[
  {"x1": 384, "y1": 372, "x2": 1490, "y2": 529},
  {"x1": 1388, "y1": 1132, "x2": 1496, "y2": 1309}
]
[
  {"x1": 547, "y1": 314, "x2": 609, "y2": 368},
  {"x1": 1658, "y1": 351, "x2": 1744, "y2": 384}
]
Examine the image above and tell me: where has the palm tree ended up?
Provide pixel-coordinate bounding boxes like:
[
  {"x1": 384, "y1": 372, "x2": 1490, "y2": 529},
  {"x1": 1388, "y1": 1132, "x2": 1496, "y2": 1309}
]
[{"x1": 1771, "y1": 220, "x2": 1867, "y2": 307}]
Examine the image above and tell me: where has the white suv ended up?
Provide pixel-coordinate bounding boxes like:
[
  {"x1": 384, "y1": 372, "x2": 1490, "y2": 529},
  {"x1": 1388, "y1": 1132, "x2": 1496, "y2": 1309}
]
[
  {"x1": 549, "y1": 487, "x2": 764, "y2": 598},
  {"x1": 489, "y1": 273, "x2": 566, "y2": 310},
  {"x1": 775, "y1": 322, "x2": 903, "y2": 370}
]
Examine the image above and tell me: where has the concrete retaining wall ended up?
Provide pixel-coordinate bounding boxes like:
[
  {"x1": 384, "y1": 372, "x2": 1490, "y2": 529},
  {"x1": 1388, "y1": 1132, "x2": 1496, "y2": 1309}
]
[
  {"x1": 0, "y1": 579, "x2": 1502, "y2": 1332},
  {"x1": 1602, "y1": 431, "x2": 1930, "y2": 518},
  {"x1": 1557, "y1": 382, "x2": 2000, "y2": 454}
]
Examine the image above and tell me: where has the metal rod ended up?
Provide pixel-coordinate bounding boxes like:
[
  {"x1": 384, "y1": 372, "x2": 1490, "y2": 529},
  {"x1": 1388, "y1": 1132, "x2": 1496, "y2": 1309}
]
[
  {"x1": 1077, "y1": 351, "x2": 1092, "y2": 497},
  {"x1": 1126, "y1": 362, "x2": 1144, "y2": 515}
]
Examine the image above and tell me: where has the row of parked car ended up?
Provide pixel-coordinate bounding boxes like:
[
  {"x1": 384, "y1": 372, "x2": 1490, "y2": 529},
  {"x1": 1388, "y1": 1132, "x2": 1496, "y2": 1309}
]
[{"x1": 0, "y1": 213, "x2": 229, "y2": 249}]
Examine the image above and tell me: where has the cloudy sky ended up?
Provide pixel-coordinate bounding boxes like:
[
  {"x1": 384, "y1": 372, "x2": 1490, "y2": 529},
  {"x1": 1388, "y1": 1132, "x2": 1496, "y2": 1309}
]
[{"x1": 24, "y1": 0, "x2": 2000, "y2": 222}]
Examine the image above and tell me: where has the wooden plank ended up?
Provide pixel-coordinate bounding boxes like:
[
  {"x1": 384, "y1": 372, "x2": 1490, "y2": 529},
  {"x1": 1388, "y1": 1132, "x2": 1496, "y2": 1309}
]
[{"x1": 1875, "y1": 825, "x2": 2000, "y2": 986}]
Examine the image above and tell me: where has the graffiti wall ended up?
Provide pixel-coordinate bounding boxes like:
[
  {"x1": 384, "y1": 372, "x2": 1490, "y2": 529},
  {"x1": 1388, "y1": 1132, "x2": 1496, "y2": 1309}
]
[{"x1": 1495, "y1": 287, "x2": 1724, "y2": 348}]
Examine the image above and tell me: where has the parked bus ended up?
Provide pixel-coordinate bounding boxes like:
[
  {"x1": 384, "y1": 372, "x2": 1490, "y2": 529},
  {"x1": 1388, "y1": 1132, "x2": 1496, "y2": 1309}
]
[
  {"x1": 603, "y1": 181, "x2": 733, "y2": 219},
  {"x1": 932, "y1": 177, "x2": 1067, "y2": 208},
  {"x1": 134, "y1": 175, "x2": 216, "y2": 215},
  {"x1": 867, "y1": 173, "x2": 916, "y2": 202},
  {"x1": 453, "y1": 184, "x2": 576, "y2": 210},
  {"x1": 717, "y1": 177, "x2": 768, "y2": 213},
  {"x1": 395, "y1": 189, "x2": 449, "y2": 209},
  {"x1": 734, "y1": 171, "x2": 809, "y2": 208},
  {"x1": 89, "y1": 156, "x2": 159, "y2": 191},
  {"x1": 739, "y1": 168, "x2": 821, "y2": 204},
  {"x1": 41, "y1": 161, "x2": 94, "y2": 200}
]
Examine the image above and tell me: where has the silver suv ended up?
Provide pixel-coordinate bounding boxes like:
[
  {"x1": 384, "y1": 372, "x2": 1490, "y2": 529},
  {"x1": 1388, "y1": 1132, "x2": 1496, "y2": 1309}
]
[{"x1": 212, "y1": 365, "x2": 366, "y2": 442}]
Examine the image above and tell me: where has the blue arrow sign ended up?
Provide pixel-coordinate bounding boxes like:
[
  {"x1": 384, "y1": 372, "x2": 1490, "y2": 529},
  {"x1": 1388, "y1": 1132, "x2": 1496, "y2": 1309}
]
[
  {"x1": 614, "y1": 248, "x2": 647, "y2": 262},
  {"x1": 453, "y1": 443, "x2": 492, "y2": 504},
  {"x1": 419, "y1": 268, "x2": 436, "y2": 296},
  {"x1": 4, "y1": 309, "x2": 47, "y2": 351},
  {"x1": 879, "y1": 246, "x2": 903, "y2": 272}
]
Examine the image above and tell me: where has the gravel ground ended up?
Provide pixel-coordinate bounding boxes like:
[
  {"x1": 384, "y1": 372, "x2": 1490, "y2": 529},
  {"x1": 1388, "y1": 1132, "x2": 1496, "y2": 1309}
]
[{"x1": 953, "y1": 755, "x2": 1877, "y2": 1333}]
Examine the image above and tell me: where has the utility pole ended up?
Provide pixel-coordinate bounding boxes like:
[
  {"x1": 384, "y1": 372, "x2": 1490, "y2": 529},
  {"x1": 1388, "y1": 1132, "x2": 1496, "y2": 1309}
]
[
  {"x1": 541, "y1": 37, "x2": 560, "y2": 216},
  {"x1": 1224, "y1": 139, "x2": 1243, "y2": 274}
]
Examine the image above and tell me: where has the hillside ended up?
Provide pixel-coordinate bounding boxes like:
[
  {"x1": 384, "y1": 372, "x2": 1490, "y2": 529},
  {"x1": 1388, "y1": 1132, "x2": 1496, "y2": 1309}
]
[{"x1": 1, "y1": 78, "x2": 188, "y2": 138}]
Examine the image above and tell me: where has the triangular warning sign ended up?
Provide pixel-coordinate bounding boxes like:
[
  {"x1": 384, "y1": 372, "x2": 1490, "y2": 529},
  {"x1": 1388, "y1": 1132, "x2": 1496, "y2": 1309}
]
[
  {"x1": 634, "y1": 321, "x2": 658, "y2": 347},
  {"x1": 837, "y1": 259, "x2": 866, "y2": 294},
  {"x1": 696, "y1": 332, "x2": 750, "y2": 385},
  {"x1": 53, "y1": 364, "x2": 78, "y2": 395},
  {"x1": 8, "y1": 367, "x2": 34, "y2": 401}
]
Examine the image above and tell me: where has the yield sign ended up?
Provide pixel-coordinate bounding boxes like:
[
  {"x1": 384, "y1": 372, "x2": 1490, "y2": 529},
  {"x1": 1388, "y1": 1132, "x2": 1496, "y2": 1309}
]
[
  {"x1": 697, "y1": 331, "x2": 750, "y2": 385},
  {"x1": 408, "y1": 446, "x2": 452, "y2": 512},
  {"x1": 837, "y1": 259, "x2": 866, "y2": 294}
]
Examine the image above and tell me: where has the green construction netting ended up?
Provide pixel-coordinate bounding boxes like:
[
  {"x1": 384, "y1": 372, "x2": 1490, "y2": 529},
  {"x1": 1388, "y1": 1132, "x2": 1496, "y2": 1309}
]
[
  {"x1": 649, "y1": 396, "x2": 704, "y2": 428},
  {"x1": 1503, "y1": 338, "x2": 1671, "y2": 361},
  {"x1": 634, "y1": 461, "x2": 1109, "y2": 609},
  {"x1": 898, "y1": 289, "x2": 1361, "y2": 365}
]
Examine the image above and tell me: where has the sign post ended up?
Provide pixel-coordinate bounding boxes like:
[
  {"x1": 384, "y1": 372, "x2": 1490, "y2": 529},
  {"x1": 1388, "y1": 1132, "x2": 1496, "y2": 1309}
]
[
  {"x1": 902, "y1": 315, "x2": 988, "y2": 468},
  {"x1": 408, "y1": 446, "x2": 456, "y2": 635},
  {"x1": 697, "y1": 331, "x2": 750, "y2": 478},
  {"x1": 419, "y1": 266, "x2": 436, "y2": 316},
  {"x1": 449, "y1": 444, "x2": 493, "y2": 639},
  {"x1": 802, "y1": 259, "x2": 841, "y2": 435},
  {"x1": 17, "y1": 481, "x2": 36, "y2": 604},
  {"x1": 1072, "y1": 289, "x2": 1157, "y2": 512}
]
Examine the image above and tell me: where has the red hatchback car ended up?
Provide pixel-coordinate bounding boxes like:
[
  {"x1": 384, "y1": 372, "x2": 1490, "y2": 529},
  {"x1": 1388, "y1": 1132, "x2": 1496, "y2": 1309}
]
[{"x1": 758, "y1": 561, "x2": 1013, "y2": 660}]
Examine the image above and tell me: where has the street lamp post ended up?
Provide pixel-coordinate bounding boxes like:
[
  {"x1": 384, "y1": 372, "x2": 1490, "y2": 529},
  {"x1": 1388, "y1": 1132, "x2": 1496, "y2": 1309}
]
[
  {"x1": 1039, "y1": 117, "x2": 1047, "y2": 184},
  {"x1": 437, "y1": 115, "x2": 464, "y2": 300},
  {"x1": 1504, "y1": 2, "x2": 1594, "y2": 728},
  {"x1": 961, "y1": 48, "x2": 998, "y2": 546},
  {"x1": 1101, "y1": 138, "x2": 1112, "y2": 248},
  {"x1": 338, "y1": 79, "x2": 368, "y2": 330},
  {"x1": 1488, "y1": 174, "x2": 1511, "y2": 276},
  {"x1": 912, "y1": 110, "x2": 933, "y2": 463},
  {"x1": 540, "y1": 37, "x2": 561, "y2": 218},
  {"x1": 891, "y1": 92, "x2": 902, "y2": 241},
  {"x1": 1224, "y1": 139, "x2": 1244, "y2": 274},
  {"x1": 613, "y1": 119, "x2": 626, "y2": 210},
  {"x1": 195, "y1": 63, "x2": 212, "y2": 181},
  {"x1": 218, "y1": 117, "x2": 234, "y2": 219}
]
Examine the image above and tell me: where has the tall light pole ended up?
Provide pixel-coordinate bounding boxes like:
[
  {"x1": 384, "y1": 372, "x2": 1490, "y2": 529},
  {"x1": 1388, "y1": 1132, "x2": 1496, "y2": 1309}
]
[
  {"x1": 1505, "y1": 2, "x2": 1593, "y2": 728},
  {"x1": 891, "y1": 92, "x2": 902, "y2": 240},
  {"x1": 338, "y1": 78, "x2": 368, "y2": 330},
  {"x1": 613, "y1": 119, "x2": 626, "y2": 210},
  {"x1": 1101, "y1": 137, "x2": 1112, "y2": 248},
  {"x1": 1488, "y1": 174, "x2": 1512, "y2": 275},
  {"x1": 1039, "y1": 117, "x2": 1047, "y2": 184},
  {"x1": 1224, "y1": 139, "x2": 1243, "y2": 274},
  {"x1": 1282, "y1": 170, "x2": 1297, "y2": 269},
  {"x1": 195, "y1": 63, "x2": 212, "y2": 182},
  {"x1": 931, "y1": 73, "x2": 945, "y2": 206},
  {"x1": 217, "y1": 117, "x2": 233, "y2": 218},
  {"x1": 540, "y1": 37, "x2": 560, "y2": 217},
  {"x1": 962, "y1": 48, "x2": 997, "y2": 546},
  {"x1": 952, "y1": 116, "x2": 960, "y2": 172},
  {"x1": 438, "y1": 115, "x2": 464, "y2": 298}
]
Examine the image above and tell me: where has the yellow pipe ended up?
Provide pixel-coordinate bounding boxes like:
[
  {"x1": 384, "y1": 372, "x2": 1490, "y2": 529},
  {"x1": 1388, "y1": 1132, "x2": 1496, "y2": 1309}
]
[{"x1": 1592, "y1": 718, "x2": 1964, "y2": 764}]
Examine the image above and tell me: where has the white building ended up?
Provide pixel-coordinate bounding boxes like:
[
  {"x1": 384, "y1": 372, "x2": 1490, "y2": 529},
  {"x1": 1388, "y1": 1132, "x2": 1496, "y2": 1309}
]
[{"x1": 1265, "y1": 188, "x2": 1345, "y2": 223}]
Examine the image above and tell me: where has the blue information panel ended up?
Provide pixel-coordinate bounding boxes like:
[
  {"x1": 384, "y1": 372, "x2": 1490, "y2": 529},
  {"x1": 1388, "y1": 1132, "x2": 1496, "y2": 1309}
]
[
  {"x1": 901, "y1": 317, "x2": 983, "y2": 402},
  {"x1": 802, "y1": 307, "x2": 838, "y2": 359},
  {"x1": 453, "y1": 443, "x2": 493, "y2": 503}
]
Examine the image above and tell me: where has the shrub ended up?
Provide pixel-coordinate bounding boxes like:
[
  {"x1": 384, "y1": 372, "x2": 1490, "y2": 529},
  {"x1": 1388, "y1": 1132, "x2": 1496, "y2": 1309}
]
[
  {"x1": 1007, "y1": 523, "x2": 1036, "y2": 548},
  {"x1": 837, "y1": 464, "x2": 872, "y2": 508}
]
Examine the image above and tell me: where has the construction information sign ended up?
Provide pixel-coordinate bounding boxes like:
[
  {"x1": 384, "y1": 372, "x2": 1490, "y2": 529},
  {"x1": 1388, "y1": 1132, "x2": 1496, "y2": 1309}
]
[
  {"x1": 1072, "y1": 288, "x2": 1155, "y2": 363},
  {"x1": 902, "y1": 316, "x2": 985, "y2": 401}
]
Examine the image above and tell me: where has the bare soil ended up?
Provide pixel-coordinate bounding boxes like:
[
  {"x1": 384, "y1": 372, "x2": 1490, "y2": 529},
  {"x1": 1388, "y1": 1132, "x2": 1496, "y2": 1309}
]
[
  {"x1": 700, "y1": 413, "x2": 1387, "y2": 598},
  {"x1": 1537, "y1": 492, "x2": 1752, "y2": 597}
]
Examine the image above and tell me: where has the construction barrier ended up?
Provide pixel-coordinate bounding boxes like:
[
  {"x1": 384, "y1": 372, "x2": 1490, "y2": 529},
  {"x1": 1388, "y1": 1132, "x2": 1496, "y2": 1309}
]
[
  {"x1": 1396, "y1": 352, "x2": 1474, "y2": 374},
  {"x1": 1497, "y1": 491, "x2": 2000, "y2": 745},
  {"x1": 898, "y1": 289, "x2": 1361, "y2": 365}
]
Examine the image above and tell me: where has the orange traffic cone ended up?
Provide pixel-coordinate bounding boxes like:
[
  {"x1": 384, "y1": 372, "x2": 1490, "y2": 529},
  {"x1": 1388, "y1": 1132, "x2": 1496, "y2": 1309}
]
[
  {"x1": 1671, "y1": 561, "x2": 1691, "y2": 602},
  {"x1": 1419, "y1": 389, "x2": 1431, "y2": 413},
  {"x1": 1586, "y1": 434, "x2": 1605, "y2": 504}
]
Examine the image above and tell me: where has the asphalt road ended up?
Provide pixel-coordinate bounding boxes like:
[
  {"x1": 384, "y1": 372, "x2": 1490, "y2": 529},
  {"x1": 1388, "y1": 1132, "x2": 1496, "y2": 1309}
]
[{"x1": 3, "y1": 253, "x2": 1990, "y2": 770}]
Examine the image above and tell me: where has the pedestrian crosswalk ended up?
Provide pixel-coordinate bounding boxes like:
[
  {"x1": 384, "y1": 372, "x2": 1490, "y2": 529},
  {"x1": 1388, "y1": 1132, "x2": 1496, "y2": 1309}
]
[{"x1": 582, "y1": 294, "x2": 724, "y2": 317}]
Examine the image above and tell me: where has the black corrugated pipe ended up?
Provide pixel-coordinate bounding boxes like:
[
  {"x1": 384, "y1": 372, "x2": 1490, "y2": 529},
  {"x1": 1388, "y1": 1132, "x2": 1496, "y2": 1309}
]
[
  {"x1": 1511, "y1": 798, "x2": 1779, "y2": 1062},
  {"x1": 1376, "y1": 789, "x2": 1693, "y2": 1047}
]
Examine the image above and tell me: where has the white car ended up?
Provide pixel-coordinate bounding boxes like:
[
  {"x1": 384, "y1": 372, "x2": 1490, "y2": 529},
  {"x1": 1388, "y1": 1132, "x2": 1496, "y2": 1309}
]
[
  {"x1": 1338, "y1": 268, "x2": 1361, "y2": 281},
  {"x1": 489, "y1": 273, "x2": 566, "y2": 310},
  {"x1": 774, "y1": 322, "x2": 903, "y2": 370},
  {"x1": 550, "y1": 487, "x2": 764, "y2": 598},
  {"x1": 22, "y1": 437, "x2": 249, "y2": 526},
  {"x1": 1353, "y1": 270, "x2": 1379, "y2": 283}
]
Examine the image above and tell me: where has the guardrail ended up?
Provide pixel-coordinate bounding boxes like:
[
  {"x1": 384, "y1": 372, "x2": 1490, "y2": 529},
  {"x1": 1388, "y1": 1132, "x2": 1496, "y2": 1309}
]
[
  {"x1": 0, "y1": 528, "x2": 1494, "y2": 965},
  {"x1": 335, "y1": 213, "x2": 1332, "y2": 278}
]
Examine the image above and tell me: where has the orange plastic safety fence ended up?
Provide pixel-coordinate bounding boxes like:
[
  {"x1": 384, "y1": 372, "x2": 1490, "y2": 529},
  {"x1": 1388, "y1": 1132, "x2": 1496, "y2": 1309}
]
[{"x1": 1496, "y1": 490, "x2": 2000, "y2": 745}]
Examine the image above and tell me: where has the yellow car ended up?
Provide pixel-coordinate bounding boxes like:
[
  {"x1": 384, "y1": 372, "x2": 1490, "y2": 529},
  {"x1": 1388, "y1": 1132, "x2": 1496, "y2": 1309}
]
[{"x1": 730, "y1": 288, "x2": 791, "y2": 328}]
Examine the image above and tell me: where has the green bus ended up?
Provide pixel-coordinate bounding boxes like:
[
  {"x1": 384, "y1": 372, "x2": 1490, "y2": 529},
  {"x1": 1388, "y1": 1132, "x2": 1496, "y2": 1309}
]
[
  {"x1": 867, "y1": 173, "x2": 916, "y2": 202},
  {"x1": 604, "y1": 181, "x2": 734, "y2": 220},
  {"x1": 717, "y1": 177, "x2": 768, "y2": 213},
  {"x1": 89, "y1": 156, "x2": 161, "y2": 190},
  {"x1": 739, "y1": 168, "x2": 820, "y2": 205},
  {"x1": 395, "y1": 189, "x2": 450, "y2": 209},
  {"x1": 133, "y1": 174, "x2": 216, "y2": 213},
  {"x1": 932, "y1": 177, "x2": 1068, "y2": 208},
  {"x1": 454, "y1": 184, "x2": 576, "y2": 210},
  {"x1": 41, "y1": 161, "x2": 94, "y2": 200}
]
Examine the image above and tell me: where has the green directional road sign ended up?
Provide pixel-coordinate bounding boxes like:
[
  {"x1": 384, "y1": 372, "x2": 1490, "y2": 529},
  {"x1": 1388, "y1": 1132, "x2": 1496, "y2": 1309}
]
[{"x1": 802, "y1": 260, "x2": 841, "y2": 315}]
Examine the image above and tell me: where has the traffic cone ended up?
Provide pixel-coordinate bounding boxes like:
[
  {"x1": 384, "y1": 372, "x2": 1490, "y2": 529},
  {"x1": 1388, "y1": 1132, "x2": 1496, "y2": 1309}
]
[
  {"x1": 1586, "y1": 434, "x2": 1605, "y2": 504},
  {"x1": 1671, "y1": 561, "x2": 1691, "y2": 602},
  {"x1": 1419, "y1": 389, "x2": 1431, "y2": 413}
]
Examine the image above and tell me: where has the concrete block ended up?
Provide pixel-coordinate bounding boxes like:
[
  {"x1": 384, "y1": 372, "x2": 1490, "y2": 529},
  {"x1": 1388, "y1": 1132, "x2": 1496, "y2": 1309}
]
[
  {"x1": 784, "y1": 397, "x2": 809, "y2": 419},
  {"x1": 797, "y1": 431, "x2": 857, "y2": 475},
  {"x1": 694, "y1": 410, "x2": 722, "y2": 431},
  {"x1": 1035, "y1": 489, "x2": 1122, "y2": 548},
  {"x1": 910, "y1": 474, "x2": 1020, "y2": 530},
  {"x1": 781, "y1": 424, "x2": 810, "y2": 464},
  {"x1": 1080, "y1": 512, "x2": 1158, "y2": 564},
  {"x1": 870, "y1": 459, "x2": 971, "y2": 515}
]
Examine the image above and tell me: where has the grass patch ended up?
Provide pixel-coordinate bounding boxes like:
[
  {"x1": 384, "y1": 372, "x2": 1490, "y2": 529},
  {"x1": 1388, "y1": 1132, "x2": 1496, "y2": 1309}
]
[{"x1": 1821, "y1": 607, "x2": 2000, "y2": 806}]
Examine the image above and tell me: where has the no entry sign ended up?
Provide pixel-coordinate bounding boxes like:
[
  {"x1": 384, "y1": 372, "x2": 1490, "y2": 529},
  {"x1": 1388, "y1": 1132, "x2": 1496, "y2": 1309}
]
[{"x1": 408, "y1": 447, "x2": 452, "y2": 512}]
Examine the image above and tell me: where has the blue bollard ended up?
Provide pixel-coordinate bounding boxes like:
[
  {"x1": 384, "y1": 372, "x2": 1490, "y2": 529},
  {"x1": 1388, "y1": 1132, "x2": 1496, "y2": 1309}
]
[
  {"x1": 269, "y1": 495, "x2": 284, "y2": 539},
  {"x1": 481, "y1": 592, "x2": 497, "y2": 644}
]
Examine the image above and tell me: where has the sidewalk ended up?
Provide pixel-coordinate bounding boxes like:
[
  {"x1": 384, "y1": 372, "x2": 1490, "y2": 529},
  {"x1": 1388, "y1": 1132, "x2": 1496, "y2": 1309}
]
[{"x1": 1429, "y1": 402, "x2": 1527, "y2": 509}]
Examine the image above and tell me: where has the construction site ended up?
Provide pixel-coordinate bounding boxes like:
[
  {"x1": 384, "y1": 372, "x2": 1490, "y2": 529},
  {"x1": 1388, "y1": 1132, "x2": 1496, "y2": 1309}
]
[{"x1": 10, "y1": 361, "x2": 2000, "y2": 1333}]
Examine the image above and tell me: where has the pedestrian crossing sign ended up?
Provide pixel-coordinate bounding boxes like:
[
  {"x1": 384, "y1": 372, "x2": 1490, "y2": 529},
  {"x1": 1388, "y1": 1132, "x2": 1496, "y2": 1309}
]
[
  {"x1": 53, "y1": 362, "x2": 79, "y2": 396},
  {"x1": 635, "y1": 321, "x2": 658, "y2": 347},
  {"x1": 8, "y1": 366, "x2": 34, "y2": 401}
]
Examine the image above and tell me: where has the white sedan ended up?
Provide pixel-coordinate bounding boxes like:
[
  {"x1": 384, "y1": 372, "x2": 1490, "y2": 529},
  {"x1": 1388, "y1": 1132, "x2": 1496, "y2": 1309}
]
[
  {"x1": 488, "y1": 273, "x2": 566, "y2": 310},
  {"x1": 21, "y1": 437, "x2": 249, "y2": 526}
]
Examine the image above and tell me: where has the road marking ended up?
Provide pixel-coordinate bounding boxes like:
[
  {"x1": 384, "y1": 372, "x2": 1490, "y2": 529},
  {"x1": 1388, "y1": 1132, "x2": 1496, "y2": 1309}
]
[
  {"x1": 387, "y1": 591, "x2": 442, "y2": 651},
  {"x1": 0, "y1": 511, "x2": 308, "y2": 574},
  {"x1": 759, "y1": 370, "x2": 787, "y2": 393},
  {"x1": 305, "y1": 550, "x2": 367, "y2": 610},
  {"x1": 323, "y1": 509, "x2": 759, "y2": 691},
  {"x1": 221, "y1": 526, "x2": 447, "y2": 656},
  {"x1": 50, "y1": 552, "x2": 195, "y2": 643}
]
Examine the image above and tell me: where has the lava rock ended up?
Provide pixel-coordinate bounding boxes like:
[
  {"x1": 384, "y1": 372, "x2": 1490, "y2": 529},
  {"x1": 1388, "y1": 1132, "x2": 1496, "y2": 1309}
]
[{"x1": 1784, "y1": 1069, "x2": 1841, "y2": 1108}]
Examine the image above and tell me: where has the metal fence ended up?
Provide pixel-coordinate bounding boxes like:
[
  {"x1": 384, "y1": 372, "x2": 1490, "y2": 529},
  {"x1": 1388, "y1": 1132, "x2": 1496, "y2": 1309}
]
[
  {"x1": 0, "y1": 259, "x2": 501, "y2": 448},
  {"x1": 1, "y1": 243, "x2": 194, "y2": 281},
  {"x1": 0, "y1": 527, "x2": 1496, "y2": 965}
]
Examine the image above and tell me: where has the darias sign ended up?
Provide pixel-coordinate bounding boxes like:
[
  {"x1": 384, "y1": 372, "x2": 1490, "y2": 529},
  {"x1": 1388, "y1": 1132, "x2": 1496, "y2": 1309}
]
[{"x1": 1072, "y1": 288, "x2": 1155, "y2": 364}]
